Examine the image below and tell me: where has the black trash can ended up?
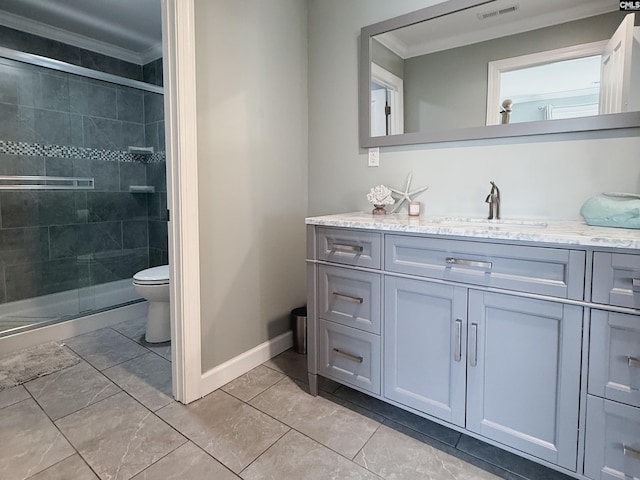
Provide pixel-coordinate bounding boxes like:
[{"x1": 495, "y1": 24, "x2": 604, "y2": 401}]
[{"x1": 290, "y1": 306, "x2": 307, "y2": 354}]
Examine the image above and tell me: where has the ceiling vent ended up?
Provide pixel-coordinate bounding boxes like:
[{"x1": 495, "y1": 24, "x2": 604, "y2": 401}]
[{"x1": 476, "y1": 4, "x2": 519, "y2": 21}]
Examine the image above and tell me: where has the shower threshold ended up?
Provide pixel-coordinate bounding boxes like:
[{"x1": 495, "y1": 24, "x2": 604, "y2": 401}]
[{"x1": 0, "y1": 279, "x2": 143, "y2": 338}]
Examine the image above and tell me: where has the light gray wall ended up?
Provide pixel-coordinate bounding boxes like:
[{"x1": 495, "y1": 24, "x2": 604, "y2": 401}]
[
  {"x1": 404, "y1": 12, "x2": 627, "y2": 133},
  {"x1": 372, "y1": 39, "x2": 404, "y2": 79},
  {"x1": 194, "y1": 0, "x2": 308, "y2": 370},
  {"x1": 308, "y1": 0, "x2": 640, "y2": 221}
]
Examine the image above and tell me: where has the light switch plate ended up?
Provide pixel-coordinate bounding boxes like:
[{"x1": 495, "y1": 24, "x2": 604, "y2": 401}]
[{"x1": 368, "y1": 147, "x2": 379, "y2": 167}]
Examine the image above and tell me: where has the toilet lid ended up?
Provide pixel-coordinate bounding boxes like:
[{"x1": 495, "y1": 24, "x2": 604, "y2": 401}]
[{"x1": 133, "y1": 265, "x2": 169, "y2": 285}]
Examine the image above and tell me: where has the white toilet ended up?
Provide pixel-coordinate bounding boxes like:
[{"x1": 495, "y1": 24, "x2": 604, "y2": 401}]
[{"x1": 133, "y1": 265, "x2": 170, "y2": 343}]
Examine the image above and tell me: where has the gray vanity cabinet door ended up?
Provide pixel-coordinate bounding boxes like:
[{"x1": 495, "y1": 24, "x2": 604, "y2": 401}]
[
  {"x1": 317, "y1": 228, "x2": 381, "y2": 269},
  {"x1": 592, "y1": 252, "x2": 640, "y2": 309},
  {"x1": 318, "y1": 265, "x2": 381, "y2": 334},
  {"x1": 584, "y1": 396, "x2": 640, "y2": 480},
  {"x1": 384, "y1": 277, "x2": 467, "y2": 427},
  {"x1": 589, "y1": 309, "x2": 640, "y2": 408},
  {"x1": 466, "y1": 291, "x2": 582, "y2": 470}
]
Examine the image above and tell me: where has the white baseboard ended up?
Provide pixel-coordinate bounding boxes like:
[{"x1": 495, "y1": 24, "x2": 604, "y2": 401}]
[
  {"x1": 0, "y1": 302, "x2": 148, "y2": 356},
  {"x1": 199, "y1": 330, "x2": 293, "y2": 398}
]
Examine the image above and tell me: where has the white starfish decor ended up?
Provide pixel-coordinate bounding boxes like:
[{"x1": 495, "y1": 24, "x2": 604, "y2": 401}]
[{"x1": 389, "y1": 173, "x2": 429, "y2": 213}]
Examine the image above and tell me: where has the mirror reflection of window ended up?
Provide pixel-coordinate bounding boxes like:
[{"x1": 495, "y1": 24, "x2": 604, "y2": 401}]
[
  {"x1": 499, "y1": 55, "x2": 602, "y2": 124},
  {"x1": 486, "y1": 13, "x2": 639, "y2": 126}
]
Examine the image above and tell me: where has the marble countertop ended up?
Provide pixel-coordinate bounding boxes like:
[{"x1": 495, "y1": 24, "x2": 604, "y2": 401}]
[{"x1": 306, "y1": 212, "x2": 640, "y2": 250}]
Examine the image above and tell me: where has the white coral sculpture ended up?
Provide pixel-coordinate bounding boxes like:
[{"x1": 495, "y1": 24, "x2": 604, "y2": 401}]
[{"x1": 366, "y1": 185, "x2": 395, "y2": 205}]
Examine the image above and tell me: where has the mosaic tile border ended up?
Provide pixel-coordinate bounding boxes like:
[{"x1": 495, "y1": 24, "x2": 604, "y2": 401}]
[{"x1": 0, "y1": 140, "x2": 165, "y2": 164}]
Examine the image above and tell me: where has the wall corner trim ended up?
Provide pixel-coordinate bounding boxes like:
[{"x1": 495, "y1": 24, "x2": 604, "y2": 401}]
[{"x1": 199, "y1": 330, "x2": 294, "y2": 398}]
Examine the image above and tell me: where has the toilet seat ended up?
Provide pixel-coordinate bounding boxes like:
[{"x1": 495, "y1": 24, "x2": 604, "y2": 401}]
[{"x1": 133, "y1": 265, "x2": 169, "y2": 286}]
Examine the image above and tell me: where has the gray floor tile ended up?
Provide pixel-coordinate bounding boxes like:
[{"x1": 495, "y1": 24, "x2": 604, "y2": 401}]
[
  {"x1": 241, "y1": 429, "x2": 381, "y2": 480},
  {"x1": 28, "y1": 454, "x2": 99, "y2": 480},
  {"x1": 64, "y1": 328, "x2": 148, "y2": 370},
  {"x1": 103, "y1": 352, "x2": 173, "y2": 411},
  {"x1": 112, "y1": 318, "x2": 173, "y2": 361},
  {"x1": 355, "y1": 423, "x2": 502, "y2": 480},
  {"x1": 334, "y1": 385, "x2": 462, "y2": 447},
  {"x1": 318, "y1": 375, "x2": 342, "y2": 393},
  {"x1": 250, "y1": 377, "x2": 381, "y2": 459},
  {"x1": 145, "y1": 343, "x2": 171, "y2": 361},
  {"x1": 111, "y1": 316, "x2": 147, "y2": 342},
  {"x1": 157, "y1": 389, "x2": 289, "y2": 473},
  {"x1": 221, "y1": 365, "x2": 285, "y2": 402},
  {"x1": 456, "y1": 435, "x2": 574, "y2": 480},
  {"x1": 262, "y1": 349, "x2": 308, "y2": 383},
  {"x1": 132, "y1": 442, "x2": 239, "y2": 479},
  {"x1": 25, "y1": 361, "x2": 121, "y2": 420},
  {"x1": 0, "y1": 398, "x2": 74, "y2": 480},
  {"x1": 0, "y1": 384, "x2": 30, "y2": 409},
  {"x1": 55, "y1": 391, "x2": 186, "y2": 480}
]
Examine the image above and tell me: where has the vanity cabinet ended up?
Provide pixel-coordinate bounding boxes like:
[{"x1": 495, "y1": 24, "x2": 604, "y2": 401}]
[
  {"x1": 584, "y1": 253, "x2": 640, "y2": 479},
  {"x1": 306, "y1": 216, "x2": 640, "y2": 480},
  {"x1": 465, "y1": 291, "x2": 582, "y2": 470},
  {"x1": 384, "y1": 277, "x2": 467, "y2": 426},
  {"x1": 314, "y1": 228, "x2": 383, "y2": 395},
  {"x1": 384, "y1": 259, "x2": 582, "y2": 470}
]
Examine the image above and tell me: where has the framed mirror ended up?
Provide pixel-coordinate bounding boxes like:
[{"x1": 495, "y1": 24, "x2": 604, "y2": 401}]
[{"x1": 359, "y1": 0, "x2": 640, "y2": 147}]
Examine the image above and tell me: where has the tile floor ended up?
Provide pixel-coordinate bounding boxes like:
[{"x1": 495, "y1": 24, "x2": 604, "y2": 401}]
[{"x1": 0, "y1": 316, "x2": 575, "y2": 480}]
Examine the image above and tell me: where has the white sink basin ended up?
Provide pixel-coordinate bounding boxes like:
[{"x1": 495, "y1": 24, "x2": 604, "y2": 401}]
[{"x1": 439, "y1": 217, "x2": 548, "y2": 228}]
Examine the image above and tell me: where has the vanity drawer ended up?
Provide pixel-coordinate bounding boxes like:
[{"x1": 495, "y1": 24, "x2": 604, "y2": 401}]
[
  {"x1": 317, "y1": 227, "x2": 381, "y2": 269},
  {"x1": 318, "y1": 265, "x2": 381, "y2": 334},
  {"x1": 385, "y1": 235, "x2": 585, "y2": 299},
  {"x1": 318, "y1": 319, "x2": 381, "y2": 395},
  {"x1": 584, "y1": 395, "x2": 640, "y2": 480},
  {"x1": 589, "y1": 310, "x2": 640, "y2": 408},
  {"x1": 593, "y1": 252, "x2": 640, "y2": 309}
]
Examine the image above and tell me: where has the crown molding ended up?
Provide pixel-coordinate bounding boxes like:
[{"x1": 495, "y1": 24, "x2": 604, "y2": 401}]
[
  {"x1": 0, "y1": 10, "x2": 162, "y2": 65},
  {"x1": 139, "y1": 44, "x2": 163, "y2": 65}
]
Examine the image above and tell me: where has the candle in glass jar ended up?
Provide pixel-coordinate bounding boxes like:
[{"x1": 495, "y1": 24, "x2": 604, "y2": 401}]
[{"x1": 408, "y1": 201, "x2": 420, "y2": 216}]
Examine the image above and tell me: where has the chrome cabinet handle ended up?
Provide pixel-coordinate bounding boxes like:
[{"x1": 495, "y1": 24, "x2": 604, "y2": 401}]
[
  {"x1": 332, "y1": 348, "x2": 364, "y2": 363},
  {"x1": 469, "y1": 323, "x2": 478, "y2": 367},
  {"x1": 623, "y1": 444, "x2": 640, "y2": 460},
  {"x1": 333, "y1": 244, "x2": 363, "y2": 253},
  {"x1": 446, "y1": 257, "x2": 492, "y2": 270},
  {"x1": 454, "y1": 319, "x2": 462, "y2": 362},
  {"x1": 628, "y1": 356, "x2": 640, "y2": 368},
  {"x1": 332, "y1": 292, "x2": 364, "y2": 304}
]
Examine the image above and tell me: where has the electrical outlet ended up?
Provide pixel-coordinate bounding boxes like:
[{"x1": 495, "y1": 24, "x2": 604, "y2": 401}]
[{"x1": 368, "y1": 147, "x2": 379, "y2": 167}]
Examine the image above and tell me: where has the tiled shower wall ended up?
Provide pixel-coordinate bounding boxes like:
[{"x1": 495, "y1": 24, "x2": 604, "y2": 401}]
[{"x1": 0, "y1": 30, "x2": 167, "y2": 305}]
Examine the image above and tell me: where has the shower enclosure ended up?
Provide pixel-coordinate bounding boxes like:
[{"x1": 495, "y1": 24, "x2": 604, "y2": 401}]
[{"x1": 0, "y1": 47, "x2": 168, "y2": 337}]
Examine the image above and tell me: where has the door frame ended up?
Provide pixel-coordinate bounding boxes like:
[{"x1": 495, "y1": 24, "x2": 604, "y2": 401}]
[
  {"x1": 371, "y1": 62, "x2": 404, "y2": 135},
  {"x1": 162, "y1": 0, "x2": 202, "y2": 404}
]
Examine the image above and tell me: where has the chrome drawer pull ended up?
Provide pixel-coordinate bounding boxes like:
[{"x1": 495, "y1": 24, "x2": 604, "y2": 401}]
[
  {"x1": 628, "y1": 356, "x2": 640, "y2": 368},
  {"x1": 454, "y1": 319, "x2": 462, "y2": 362},
  {"x1": 446, "y1": 257, "x2": 492, "y2": 270},
  {"x1": 332, "y1": 292, "x2": 364, "y2": 304},
  {"x1": 469, "y1": 323, "x2": 478, "y2": 367},
  {"x1": 623, "y1": 444, "x2": 640, "y2": 460},
  {"x1": 333, "y1": 244, "x2": 363, "y2": 253},
  {"x1": 332, "y1": 348, "x2": 364, "y2": 363},
  {"x1": 633, "y1": 279, "x2": 640, "y2": 291}
]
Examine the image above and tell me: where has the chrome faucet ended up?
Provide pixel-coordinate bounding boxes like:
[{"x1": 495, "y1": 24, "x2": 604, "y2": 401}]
[{"x1": 485, "y1": 181, "x2": 500, "y2": 220}]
